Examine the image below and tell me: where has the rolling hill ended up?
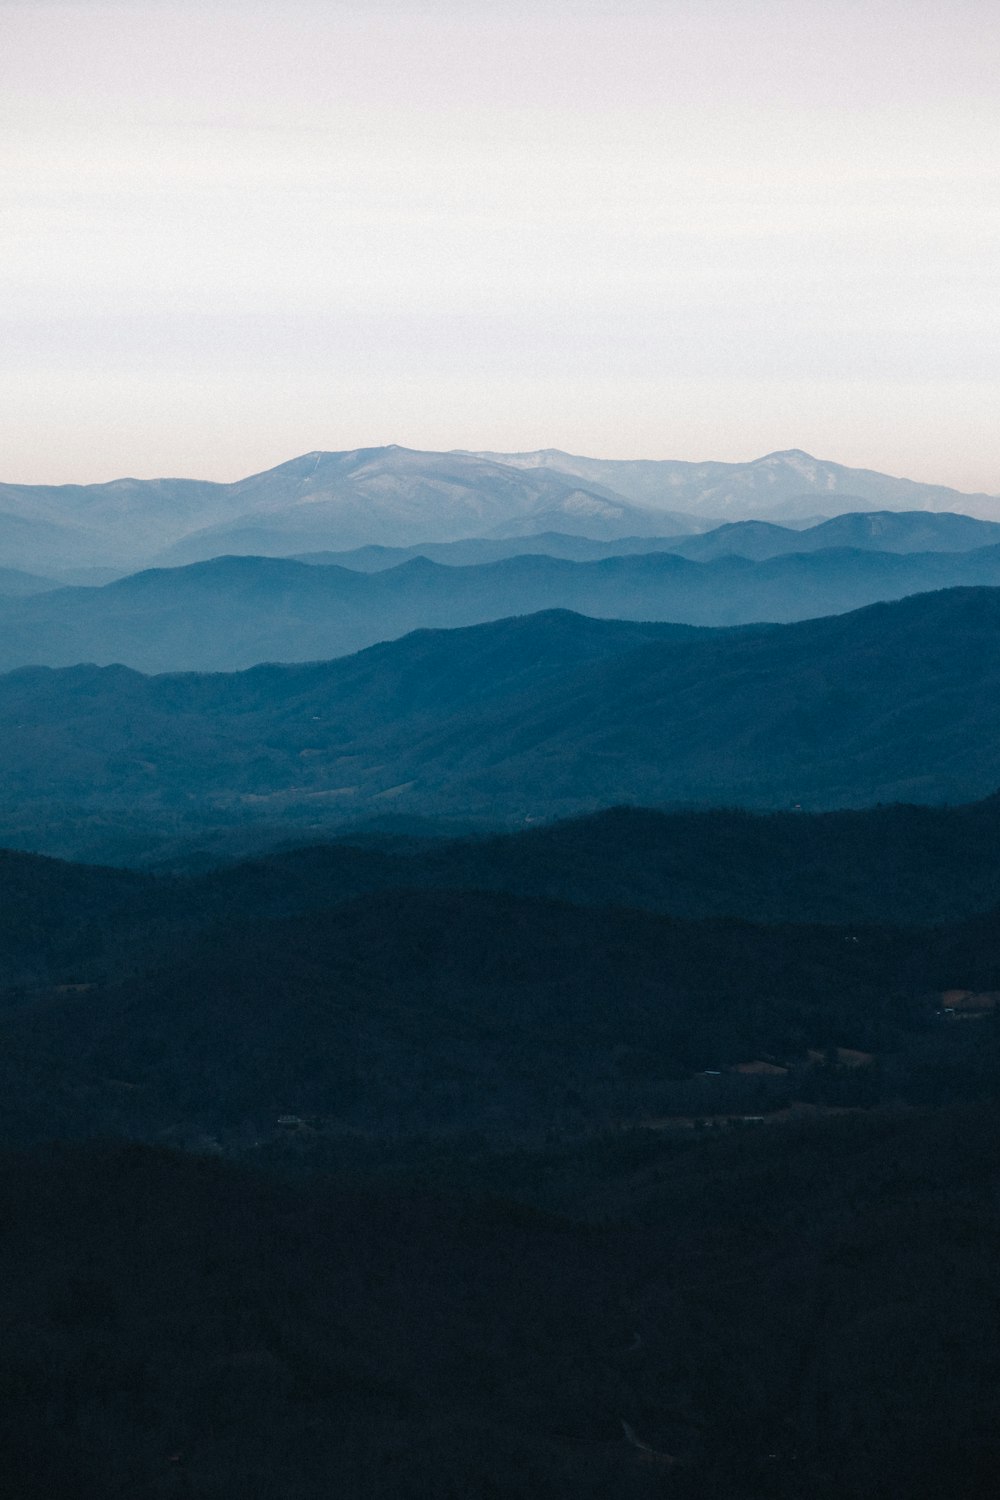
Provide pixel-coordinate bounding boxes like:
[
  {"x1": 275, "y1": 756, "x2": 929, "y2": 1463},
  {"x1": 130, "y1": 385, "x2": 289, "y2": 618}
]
[
  {"x1": 3, "y1": 787, "x2": 1000, "y2": 965},
  {"x1": 294, "y1": 511, "x2": 1000, "y2": 573},
  {"x1": 664, "y1": 509, "x2": 1000, "y2": 561},
  {"x1": 291, "y1": 532, "x2": 691, "y2": 570},
  {"x1": 1, "y1": 590, "x2": 1000, "y2": 843},
  {"x1": 6, "y1": 544, "x2": 1000, "y2": 674}
]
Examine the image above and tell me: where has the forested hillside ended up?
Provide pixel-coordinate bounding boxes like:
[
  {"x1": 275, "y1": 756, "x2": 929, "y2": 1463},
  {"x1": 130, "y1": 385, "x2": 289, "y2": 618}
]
[
  {"x1": 2, "y1": 591, "x2": 1000, "y2": 861},
  {"x1": 0, "y1": 818, "x2": 999, "y2": 1496},
  {"x1": 7, "y1": 544, "x2": 1000, "y2": 673}
]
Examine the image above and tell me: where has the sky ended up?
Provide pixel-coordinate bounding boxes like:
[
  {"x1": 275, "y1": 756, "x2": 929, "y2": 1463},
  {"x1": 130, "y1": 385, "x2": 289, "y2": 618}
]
[{"x1": 2, "y1": 0, "x2": 999, "y2": 490}]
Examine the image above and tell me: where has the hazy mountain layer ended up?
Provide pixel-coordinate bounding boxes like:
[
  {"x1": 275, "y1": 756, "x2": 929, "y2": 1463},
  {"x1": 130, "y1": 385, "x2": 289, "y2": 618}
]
[
  {"x1": 665, "y1": 509, "x2": 1000, "y2": 561},
  {"x1": 467, "y1": 446, "x2": 1000, "y2": 521},
  {"x1": 1, "y1": 589, "x2": 1000, "y2": 834},
  {"x1": 7, "y1": 544, "x2": 1000, "y2": 674},
  {"x1": 0, "y1": 506, "x2": 108, "y2": 572},
  {"x1": 0, "y1": 566, "x2": 59, "y2": 597},
  {"x1": 297, "y1": 511, "x2": 1000, "y2": 574},
  {"x1": 3, "y1": 444, "x2": 997, "y2": 573},
  {"x1": 293, "y1": 532, "x2": 691, "y2": 570},
  {"x1": 152, "y1": 448, "x2": 694, "y2": 565},
  {"x1": 0, "y1": 447, "x2": 657, "y2": 571}
]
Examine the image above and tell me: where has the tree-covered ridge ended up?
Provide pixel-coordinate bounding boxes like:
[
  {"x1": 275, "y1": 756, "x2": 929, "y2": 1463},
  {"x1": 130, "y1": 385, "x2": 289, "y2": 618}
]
[
  {"x1": 0, "y1": 776, "x2": 998, "y2": 1497},
  {"x1": 2, "y1": 865, "x2": 999, "y2": 1146},
  {"x1": 2, "y1": 1107, "x2": 999, "y2": 1499},
  {"x1": 8, "y1": 544, "x2": 1000, "y2": 673},
  {"x1": 4, "y1": 787, "x2": 1000, "y2": 995},
  {"x1": 3, "y1": 589, "x2": 1000, "y2": 860}
]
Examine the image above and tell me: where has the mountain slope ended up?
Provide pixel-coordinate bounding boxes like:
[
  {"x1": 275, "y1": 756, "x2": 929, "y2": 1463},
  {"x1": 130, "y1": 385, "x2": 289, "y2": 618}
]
[
  {"x1": 292, "y1": 532, "x2": 696, "y2": 571},
  {"x1": 7, "y1": 544, "x2": 1000, "y2": 673},
  {"x1": 295, "y1": 511, "x2": 1000, "y2": 573},
  {"x1": 467, "y1": 447, "x2": 1000, "y2": 521},
  {"x1": 0, "y1": 566, "x2": 59, "y2": 597},
  {"x1": 0, "y1": 507, "x2": 108, "y2": 572},
  {"x1": 1, "y1": 590, "x2": 1000, "y2": 828},
  {"x1": 152, "y1": 447, "x2": 692, "y2": 564},
  {"x1": 0, "y1": 477, "x2": 228, "y2": 567},
  {"x1": 5, "y1": 445, "x2": 998, "y2": 574},
  {"x1": 5, "y1": 789, "x2": 1000, "y2": 969},
  {"x1": 668, "y1": 510, "x2": 1000, "y2": 561}
]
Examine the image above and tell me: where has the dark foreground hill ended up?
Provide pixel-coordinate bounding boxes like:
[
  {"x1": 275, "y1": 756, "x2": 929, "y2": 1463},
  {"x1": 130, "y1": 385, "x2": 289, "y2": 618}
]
[
  {"x1": 185, "y1": 793, "x2": 1000, "y2": 928},
  {"x1": 0, "y1": 783, "x2": 999, "y2": 1497},
  {"x1": 8, "y1": 544, "x2": 1000, "y2": 672},
  {"x1": 0, "y1": 851, "x2": 999, "y2": 1495},
  {"x1": 0, "y1": 886, "x2": 908, "y2": 1141},
  {"x1": 5, "y1": 789, "x2": 1000, "y2": 980},
  {"x1": 4, "y1": 1110, "x2": 999, "y2": 1500},
  {"x1": 2, "y1": 590, "x2": 1000, "y2": 845},
  {"x1": 2, "y1": 863, "x2": 999, "y2": 1145}
]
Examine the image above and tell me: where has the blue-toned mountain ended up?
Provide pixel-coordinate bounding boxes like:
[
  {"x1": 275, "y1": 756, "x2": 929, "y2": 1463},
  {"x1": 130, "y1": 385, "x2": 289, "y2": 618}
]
[
  {"x1": 1, "y1": 590, "x2": 999, "y2": 838},
  {"x1": 5, "y1": 544, "x2": 1000, "y2": 673}
]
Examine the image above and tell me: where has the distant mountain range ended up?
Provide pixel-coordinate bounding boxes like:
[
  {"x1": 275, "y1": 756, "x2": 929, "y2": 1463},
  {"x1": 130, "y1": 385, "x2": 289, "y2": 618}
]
[
  {"x1": 1, "y1": 445, "x2": 997, "y2": 573},
  {"x1": 3, "y1": 589, "x2": 1000, "y2": 845},
  {"x1": 295, "y1": 510, "x2": 1000, "y2": 573},
  {"x1": 4, "y1": 509, "x2": 996, "y2": 602},
  {"x1": 7, "y1": 540, "x2": 1000, "y2": 674},
  {"x1": 464, "y1": 447, "x2": 1000, "y2": 522}
]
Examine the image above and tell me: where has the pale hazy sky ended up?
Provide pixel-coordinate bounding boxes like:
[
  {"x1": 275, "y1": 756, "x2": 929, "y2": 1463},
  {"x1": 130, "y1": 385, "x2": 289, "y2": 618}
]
[{"x1": 2, "y1": 0, "x2": 999, "y2": 488}]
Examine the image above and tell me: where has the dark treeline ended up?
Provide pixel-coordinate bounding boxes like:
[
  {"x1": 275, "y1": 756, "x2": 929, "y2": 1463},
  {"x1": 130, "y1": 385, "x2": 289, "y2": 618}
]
[
  {"x1": 2, "y1": 853, "x2": 1000, "y2": 1145},
  {"x1": 0, "y1": 888, "x2": 924, "y2": 1142},
  {"x1": 4, "y1": 789, "x2": 1000, "y2": 997},
  {"x1": 196, "y1": 791, "x2": 1000, "y2": 928},
  {"x1": 2, "y1": 1109, "x2": 1000, "y2": 1499},
  {"x1": 1, "y1": 613, "x2": 999, "y2": 1494}
]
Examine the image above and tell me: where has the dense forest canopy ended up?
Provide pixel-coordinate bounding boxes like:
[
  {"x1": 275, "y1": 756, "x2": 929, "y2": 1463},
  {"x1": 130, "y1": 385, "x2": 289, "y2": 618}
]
[{"x1": 4, "y1": 589, "x2": 1000, "y2": 868}]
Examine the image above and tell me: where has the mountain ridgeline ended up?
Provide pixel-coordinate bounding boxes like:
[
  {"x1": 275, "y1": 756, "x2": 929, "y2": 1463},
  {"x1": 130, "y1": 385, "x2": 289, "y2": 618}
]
[
  {"x1": 2, "y1": 443, "x2": 998, "y2": 574},
  {"x1": 7, "y1": 534, "x2": 1000, "y2": 673},
  {"x1": 294, "y1": 508, "x2": 1000, "y2": 573},
  {"x1": 1, "y1": 589, "x2": 1000, "y2": 858},
  {"x1": 3, "y1": 787, "x2": 1000, "y2": 988}
]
